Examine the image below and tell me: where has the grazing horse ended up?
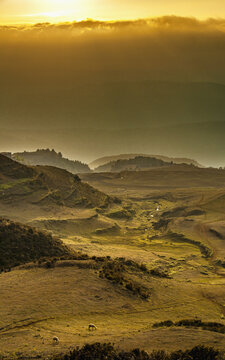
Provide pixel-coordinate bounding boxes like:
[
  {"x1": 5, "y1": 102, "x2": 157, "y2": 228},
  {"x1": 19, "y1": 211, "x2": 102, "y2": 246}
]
[
  {"x1": 88, "y1": 324, "x2": 97, "y2": 331},
  {"x1": 53, "y1": 336, "x2": 59, "y2": 344}
]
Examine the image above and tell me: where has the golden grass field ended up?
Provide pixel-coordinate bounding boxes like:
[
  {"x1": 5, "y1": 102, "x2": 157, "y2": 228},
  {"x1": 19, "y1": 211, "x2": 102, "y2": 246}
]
[{"x1": 0, "y1": 165, "x2": 225, "y2": 359}]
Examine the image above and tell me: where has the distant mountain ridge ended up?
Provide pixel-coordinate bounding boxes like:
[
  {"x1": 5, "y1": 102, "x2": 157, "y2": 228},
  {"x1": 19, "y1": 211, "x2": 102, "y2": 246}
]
[
  {"x1": 11, "y1": 149, "x2": 91, "y2": 174},
  {"x1": 90, "y1": 154, "x2": 202, "y2": 171},
  {"x1": 95, "y1": 156, "x2": 171, "y2": 172}
]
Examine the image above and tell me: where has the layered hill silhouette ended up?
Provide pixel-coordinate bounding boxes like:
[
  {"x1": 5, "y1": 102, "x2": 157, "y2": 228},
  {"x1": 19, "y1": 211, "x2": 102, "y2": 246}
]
[
  {"x1": 0, "y1": 218, "x2": 72, "y2": 269},
  {"x1": 11, "y1": 149, "x2": 91, "y2": 174},
  {"x1": 95, "y1": 156, "x2": 169, "y2": 172},
  {"x1": 94, "y1": 156, "x2": 199, "y2": 173},
  {"x1": 90, "y1": 154, "x2": 202, "y2": 170},
  {"x1": 0, "y1": 154, "x2": 113, "y2": 212}
]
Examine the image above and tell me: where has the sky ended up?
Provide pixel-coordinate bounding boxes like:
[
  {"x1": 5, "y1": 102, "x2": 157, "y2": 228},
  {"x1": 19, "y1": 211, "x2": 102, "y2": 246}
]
[
  {"x1": 0, "y1": 2, "x2": 224, "y2": 166},
  {"x1": 1, "y1": 0, "x2": 225, "y2": 24},
  {"x1": 0, "y1": 17, "x2": 225, "y2": 166}
]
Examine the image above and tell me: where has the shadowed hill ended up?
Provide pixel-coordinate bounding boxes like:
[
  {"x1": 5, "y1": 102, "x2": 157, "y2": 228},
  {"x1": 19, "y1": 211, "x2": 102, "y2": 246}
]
[
  {"x1": 12, "y1": 149, "x2": 91, "y2": 174},
  {"x1": 0, "y1": 218, "x2": 72, "y2": 269},
  {"x1": 0, "y1": 154, "x2": 35, "y2": 180},
  {"x1": 90, "y1": 154, "x2": 202, "y2": 170}
]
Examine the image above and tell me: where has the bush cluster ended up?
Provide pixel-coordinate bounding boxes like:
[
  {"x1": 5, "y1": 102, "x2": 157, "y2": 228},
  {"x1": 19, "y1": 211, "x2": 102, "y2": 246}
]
[
  {"x1": 99, "y1": 258, "x2": 150, "y2": 299},
  {"x1": 149, "y1": 268, "x2": 170, "y2": 278},
  {"x1": 153, "y1": 319, "x2": 225, "y2": 334},
  {"x1": 0, "y1": 218, "x2": 73, "y2": 270},
  {"x1": 97, "y1": 256, "x2": 172, "y2": 297},
  {"x1": 107, "y1": 208, "x2": 135, "y2": 220},
  {"x1": 215, "y1": 259, "x2": 225, "y2": 268},
  {"x1": 52, "y1": 343, "x2": 224, "y2": 360},
  {"x1": 152, "y1": 219, "x2": 170, "y2": 231}
]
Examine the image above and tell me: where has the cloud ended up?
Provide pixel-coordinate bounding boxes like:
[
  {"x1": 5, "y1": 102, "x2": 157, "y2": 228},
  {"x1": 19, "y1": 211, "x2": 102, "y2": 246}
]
[
  {"x1": 1, "y1": 16, "x2": 225, "y2": 34},
  {"x1": 0, "y1": 17, "x2": 224, "y2": 81},
  {"x1": 0, "y1": 17, "x2": 224, "y2": 83},
  {"x1": 0, "y1": 16, "x2": 225, "y2": 123}
]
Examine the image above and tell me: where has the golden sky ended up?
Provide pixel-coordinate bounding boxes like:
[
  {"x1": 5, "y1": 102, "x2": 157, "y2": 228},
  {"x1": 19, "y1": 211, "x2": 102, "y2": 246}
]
[{"x1": 1, "y1": 0, "x2": 225, "y2": 24}]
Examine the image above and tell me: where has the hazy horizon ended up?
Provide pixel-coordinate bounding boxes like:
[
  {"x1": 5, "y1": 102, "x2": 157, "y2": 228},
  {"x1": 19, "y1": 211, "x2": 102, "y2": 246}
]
[{"x1": 1, "y1": 121, "x2": 224, "y2": 168}]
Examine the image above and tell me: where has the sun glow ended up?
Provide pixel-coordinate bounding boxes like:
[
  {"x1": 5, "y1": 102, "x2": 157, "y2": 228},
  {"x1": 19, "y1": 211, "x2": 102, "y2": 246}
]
[
  {"x1": 47, "y1": 0, "x2": 75, "y2": 5},
  {"x1": 41, "y1": 0, "x2": 80, "y2": 11},
  {"x1": 25, "y1": 11, "x2": 69, "y2": 18},
  {"x1": 0, "y1": 0, "x2": 89, "y2": 24},
  {"x1": 36, "y1": 0, "x2": 84, "y2": 20},
  {"x1": 1, "y1": 0, "x2": 225, "y2": 25}
]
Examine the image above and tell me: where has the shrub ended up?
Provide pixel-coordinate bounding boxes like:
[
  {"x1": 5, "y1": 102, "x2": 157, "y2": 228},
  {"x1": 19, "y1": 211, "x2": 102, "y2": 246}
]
[
  {"x1": 152, "y1": 319, "x2": 225, "y2": 334},
  {"x1": 153, "y1": 320, "x2": 174, "y2": 328},
  {"x1": 99, "y1": 258, "x2": 150, "y2": 299},
  {"x1": 51, "y1": 343, "x2": 224, "y2": 360},
  {"x1": 0, "y1": 218, "x2": 72, "y2": 269},
  {"x1": 150, "y1": 268, "x2": 170, "y2": 278}
]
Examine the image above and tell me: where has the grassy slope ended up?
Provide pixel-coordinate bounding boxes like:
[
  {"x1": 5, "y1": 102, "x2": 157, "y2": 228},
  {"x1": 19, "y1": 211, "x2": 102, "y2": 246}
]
[{"x1": 0, "y1": 264, "x2": 224, "y2": 359}]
